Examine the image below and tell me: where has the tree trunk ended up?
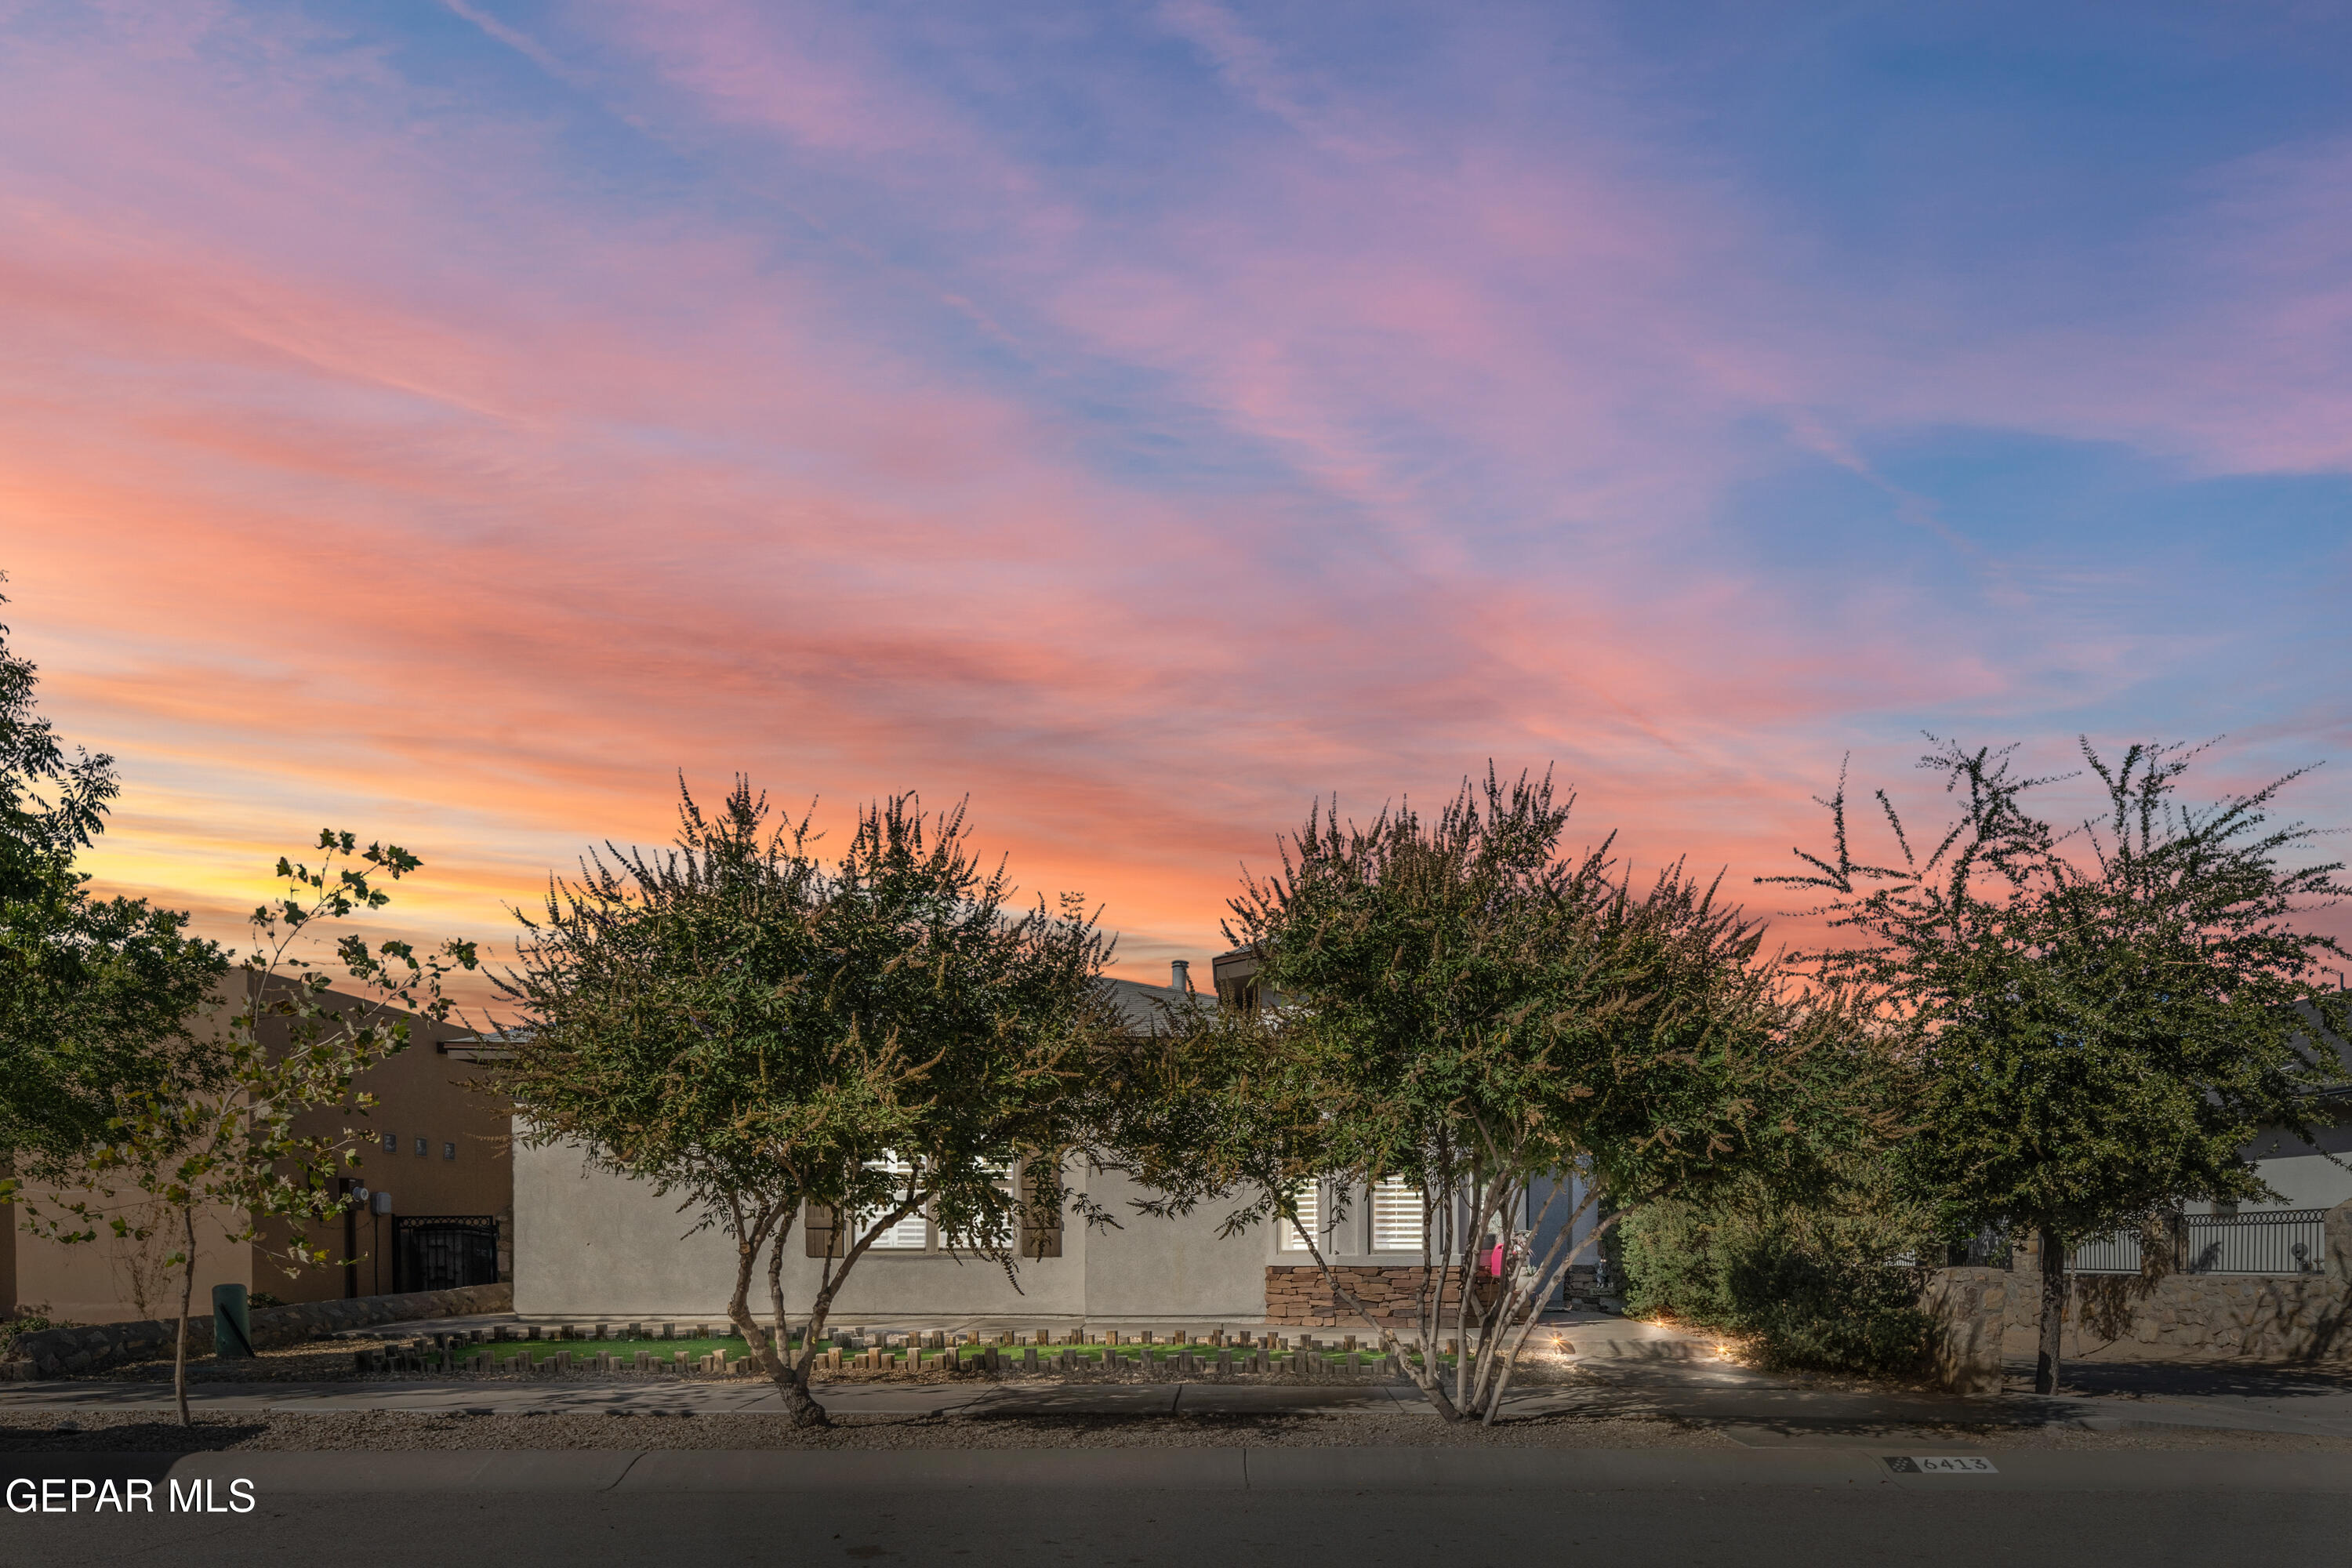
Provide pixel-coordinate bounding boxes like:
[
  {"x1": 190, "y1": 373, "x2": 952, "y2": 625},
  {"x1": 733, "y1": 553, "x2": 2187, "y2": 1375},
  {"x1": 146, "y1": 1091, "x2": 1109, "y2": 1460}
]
[
  {"x1": 1284, "y1": 1195, "x2": 1466, "y2": 1421},
  {"x1": 776, "y1": 1268, "x2": 848, "y2": 1431},
  {"x1": 773, "y1": 1373, "x2": 829, "y2": 1427},
  {"x1": 1410, "y1": 1353, "x2": 1464, "y2": 1422},
  {"x1": 2034, "y1": 1227, "x2": 2066, "y2": 1396},
  {"x1": 755, "y1": 1189, "x2": 921, "y2": 1431},
  {"x1": 1482, "y1": 1201, "x2": 1613, "y2": 1427},
  {"x1": 175, "y1": 1206, "x2": 195, "y2": 1427},
  {"x1": 723, "y1": 1205, "x2": 829, "y2": 1429},
  {"x1": 766, "y1": 1221, "x2": 791, "y2": 1349},
  {"x1": 761, "y1": 1222, "x2": 831, "y2": 1428}
]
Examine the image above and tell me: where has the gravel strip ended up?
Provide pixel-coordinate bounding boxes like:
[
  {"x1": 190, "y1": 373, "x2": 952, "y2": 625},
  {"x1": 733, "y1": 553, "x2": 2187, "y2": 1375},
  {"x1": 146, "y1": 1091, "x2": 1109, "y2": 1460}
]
[
  {"x1": 2, "y1": 1408, "x2": 2345, "y2": 1454},
  {"x1": 93, "y1": 1345, "x2": 406, "y2": 1383},
  {"x1": 0, "y1": 1408, "x2": 1722, "y2": 1451},
  {"x1": 1949, "y1": 1422, "x2": 2352, "y2": 1452}
]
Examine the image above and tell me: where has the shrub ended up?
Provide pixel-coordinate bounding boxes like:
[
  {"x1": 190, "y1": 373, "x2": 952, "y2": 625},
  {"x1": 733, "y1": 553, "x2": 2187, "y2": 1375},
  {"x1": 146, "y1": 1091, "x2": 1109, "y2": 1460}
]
[
  {"x1": 1726, "y1": 1237, "x2": 1933, "y2": 1374},
  {"x1": 1619, "y1": 1199, "x2": 1737, "y2": 1326},
  {"x1": 1623, "y1": 1196, "x2": 1936, "y2": 1377},
  {"x1": 2, "y1": 1311, "x2": 56, "y2": 1353}
]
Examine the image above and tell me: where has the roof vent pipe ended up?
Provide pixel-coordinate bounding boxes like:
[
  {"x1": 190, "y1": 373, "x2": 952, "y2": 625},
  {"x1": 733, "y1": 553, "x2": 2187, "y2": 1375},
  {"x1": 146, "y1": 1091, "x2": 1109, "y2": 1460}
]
[{"x1": 1171, "y1": 960, "x2": 1192, "y2": 994}]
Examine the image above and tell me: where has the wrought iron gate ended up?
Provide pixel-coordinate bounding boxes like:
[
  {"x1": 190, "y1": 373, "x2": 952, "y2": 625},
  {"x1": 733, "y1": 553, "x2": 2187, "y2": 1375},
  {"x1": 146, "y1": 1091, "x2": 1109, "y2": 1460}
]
[{"x1": 393, "y1": 1215, "x2": 502, "y2": 1293}]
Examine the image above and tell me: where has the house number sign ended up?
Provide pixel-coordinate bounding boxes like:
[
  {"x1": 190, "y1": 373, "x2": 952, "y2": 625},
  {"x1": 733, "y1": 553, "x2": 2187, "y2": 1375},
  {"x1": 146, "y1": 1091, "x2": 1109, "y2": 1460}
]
[{"x1": 1882, "y1": 1456, "x2": 1998, "y2": 1475}]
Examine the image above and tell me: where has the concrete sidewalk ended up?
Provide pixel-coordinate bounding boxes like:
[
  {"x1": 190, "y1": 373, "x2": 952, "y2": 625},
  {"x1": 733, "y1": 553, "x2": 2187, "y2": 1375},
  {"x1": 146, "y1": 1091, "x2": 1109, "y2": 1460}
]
[
  {"x1": 2021, "y1": 1359, "x2": 2352, "y2": 1441},
  {"x1": 1547, "y1": 1370, "x2": 2352, "y2": 1443},
  {"x1": 0, "y1": 1377, "x2": 1410, "y2": 1418},
  {"x1": 10, "y1": 1301, "x2": 2349, "y2": 1441}
]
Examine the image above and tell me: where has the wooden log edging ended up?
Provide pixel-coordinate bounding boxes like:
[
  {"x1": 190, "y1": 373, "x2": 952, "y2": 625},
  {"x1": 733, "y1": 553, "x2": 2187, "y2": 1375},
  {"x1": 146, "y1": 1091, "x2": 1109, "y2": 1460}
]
[{"x1": 345, "y1": 1326, "x2": 1437, "y2": 1383}]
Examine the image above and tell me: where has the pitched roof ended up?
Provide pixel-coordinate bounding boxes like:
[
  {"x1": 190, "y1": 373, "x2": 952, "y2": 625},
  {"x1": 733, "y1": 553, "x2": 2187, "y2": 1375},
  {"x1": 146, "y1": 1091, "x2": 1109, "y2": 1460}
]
[{"x1": 1098, "y1": 976, "x2": 1211, "y2": 1033}]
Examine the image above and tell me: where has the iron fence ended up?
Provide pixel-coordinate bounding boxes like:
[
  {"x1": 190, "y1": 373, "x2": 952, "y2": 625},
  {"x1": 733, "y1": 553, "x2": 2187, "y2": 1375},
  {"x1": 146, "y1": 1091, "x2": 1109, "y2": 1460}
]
[
  {"x1": 2067, "y1": 1229, "x2": 2147, "y2": 1274},
  {"x1": 394, "y1": 1215, "x2": 503, "y2": 1293},
  {"x1": 2069, "y1": 1208, "x2": 2329, "y2": 1276},
  {"x1": 2180, "y1": 1208, "x2": 2330, "y2": 1275}
]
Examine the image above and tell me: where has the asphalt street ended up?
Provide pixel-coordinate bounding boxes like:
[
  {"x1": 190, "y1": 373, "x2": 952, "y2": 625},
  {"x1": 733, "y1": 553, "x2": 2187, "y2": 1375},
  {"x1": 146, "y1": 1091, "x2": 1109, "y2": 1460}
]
[
  {"x1": 4, "y1": 1465, "x2": 2345, "y2": 1568},
  {"x1": 8, "y1": 1313, "x2": 2348, "y2": 1566}
]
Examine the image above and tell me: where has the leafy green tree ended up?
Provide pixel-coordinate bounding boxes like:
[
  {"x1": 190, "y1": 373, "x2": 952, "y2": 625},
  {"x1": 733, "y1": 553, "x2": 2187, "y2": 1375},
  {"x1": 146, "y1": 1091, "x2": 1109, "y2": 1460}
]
[
  {"x1": 495, "y1": 779, "x2": 1112, "y2": 1428},
  {"x1": 0, "y1": 583, "x2": 225, "y2": 1167},
  {"x1": 1105, "y1": 768, "x2": 1896, "y2": 1423},
  {"x1": 16, "y1": 832, "x2": 477, "y2": 1422},
  {"x1": 1772, "y1": 739, "x2": 2352, "y2": 1393}
]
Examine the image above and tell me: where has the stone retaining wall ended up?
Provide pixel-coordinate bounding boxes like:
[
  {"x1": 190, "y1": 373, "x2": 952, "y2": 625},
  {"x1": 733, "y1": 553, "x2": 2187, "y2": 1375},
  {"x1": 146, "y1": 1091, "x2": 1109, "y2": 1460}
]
[
  {"x1": 1918, "y1": 1201, "x2": 2352, "y2": 1380},
  {"x1": 0, "y1": 1283, "x2": 511, "y2": 1380},
  {"x1": 2006, "y1": 1265, "x2": 2351, "y2": 1363}
]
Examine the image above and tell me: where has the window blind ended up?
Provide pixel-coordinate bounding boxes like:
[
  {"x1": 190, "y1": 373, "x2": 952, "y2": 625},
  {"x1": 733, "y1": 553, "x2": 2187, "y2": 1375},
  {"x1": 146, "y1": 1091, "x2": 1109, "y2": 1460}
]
[
  {"x1": 860, "y1": 1152, "x2": 930, "y2": 1249},
  {"x1": 1277, "y1": 1181, "x2": 1320, "y2": 1251},
  {"x1": 1371, "y1": 1176, "x2": 1425, "y2": 1253}
]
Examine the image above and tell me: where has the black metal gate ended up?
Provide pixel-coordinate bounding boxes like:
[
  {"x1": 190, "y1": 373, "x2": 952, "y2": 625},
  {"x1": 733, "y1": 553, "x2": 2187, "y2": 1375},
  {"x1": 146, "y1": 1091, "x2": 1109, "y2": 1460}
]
[{"x1": 393, "y1": 1216, "x2": 501, "y2": 1293}]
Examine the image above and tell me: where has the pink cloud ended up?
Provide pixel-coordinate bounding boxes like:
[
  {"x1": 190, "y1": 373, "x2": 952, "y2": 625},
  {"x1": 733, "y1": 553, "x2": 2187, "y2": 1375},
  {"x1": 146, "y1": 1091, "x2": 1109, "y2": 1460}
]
[{"x1": 5, "y1": 2, "x2": 2347, "y2": 991}]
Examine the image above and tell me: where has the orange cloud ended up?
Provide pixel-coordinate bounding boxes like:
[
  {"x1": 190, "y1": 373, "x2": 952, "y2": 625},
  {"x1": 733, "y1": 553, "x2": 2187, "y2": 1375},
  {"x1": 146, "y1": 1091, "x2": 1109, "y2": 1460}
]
[{"x1": 5, "y1": 1, "x2": 2347, "y2": 993}]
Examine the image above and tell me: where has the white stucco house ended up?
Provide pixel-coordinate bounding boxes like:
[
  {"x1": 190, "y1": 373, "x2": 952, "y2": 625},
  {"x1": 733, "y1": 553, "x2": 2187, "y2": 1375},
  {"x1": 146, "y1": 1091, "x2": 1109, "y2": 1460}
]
[
  {"x1": 508, "y1": 960, "x2": 1597, "y2": 1323},
  {"x1": 2227, "y1": 998, "x2": 2352, "y2": 1210}
]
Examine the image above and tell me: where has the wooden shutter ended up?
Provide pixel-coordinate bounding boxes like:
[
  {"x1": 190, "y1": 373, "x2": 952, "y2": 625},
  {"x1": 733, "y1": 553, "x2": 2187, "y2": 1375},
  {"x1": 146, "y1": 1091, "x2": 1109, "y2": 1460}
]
[
  {"x1": 1017, "y1": 1158, "x2": 1063, "y2": 1259},
  {"x1": 804, "y1": 1201, "x2": 844, "y2": 1258}
]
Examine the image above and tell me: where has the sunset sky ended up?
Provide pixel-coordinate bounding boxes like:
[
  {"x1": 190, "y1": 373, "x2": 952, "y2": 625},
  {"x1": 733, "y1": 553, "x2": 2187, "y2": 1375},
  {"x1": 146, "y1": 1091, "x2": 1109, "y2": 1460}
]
[{"x1": 7, "y1": 1, "x2": 2350, "y2": 1000}]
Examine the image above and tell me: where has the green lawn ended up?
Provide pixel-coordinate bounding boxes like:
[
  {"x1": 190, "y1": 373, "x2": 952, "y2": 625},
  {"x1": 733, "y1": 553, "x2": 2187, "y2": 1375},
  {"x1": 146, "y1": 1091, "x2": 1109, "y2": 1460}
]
[{"x1": 470, "y1": 1335, "x2": 750, "y2": 1366}]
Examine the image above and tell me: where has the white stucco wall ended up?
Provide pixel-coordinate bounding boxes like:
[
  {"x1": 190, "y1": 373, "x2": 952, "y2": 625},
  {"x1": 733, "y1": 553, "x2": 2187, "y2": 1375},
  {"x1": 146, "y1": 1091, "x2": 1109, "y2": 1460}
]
[
  {"x1": 2243, "y1": 1152, "x2": 2352, "y2": 1210},
  {"x1": 515, "y1": 1140, "x2": 1610, "y2": 1320},
  {"x1": 514, "y1": 1144, "x2": 739, "y2": 1317},
  {"x1": 1080, "y1": 1167, "x2": 1269, "y2": 1319},
  {"x1": 514, "y1": 1142, "x2": 1271, "y2": 1321},
  {"x1": 2239, "y1": 1116, "x2": 2352, "y2": 1211}
]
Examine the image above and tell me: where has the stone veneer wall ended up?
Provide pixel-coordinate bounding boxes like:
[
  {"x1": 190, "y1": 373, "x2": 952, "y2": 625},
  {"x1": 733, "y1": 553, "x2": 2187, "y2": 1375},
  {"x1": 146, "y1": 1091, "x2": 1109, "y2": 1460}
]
[
  {"x1": 1264, "y1": 1265, "x2": 1476, "y2": 1326},
  {"x1": 1920, "y1": 1267, "x2": 2013, "y2": 1395},
  {"x1": 2005, "y1": 1261, "x2": 2351, "y2": 1363},
  {"x1": 0, "y1": 1282, "x2": 511, "y2": 1380},
  {"x1": 1920, "y1": 1200, "x2": 2352, "y2": 1386}
]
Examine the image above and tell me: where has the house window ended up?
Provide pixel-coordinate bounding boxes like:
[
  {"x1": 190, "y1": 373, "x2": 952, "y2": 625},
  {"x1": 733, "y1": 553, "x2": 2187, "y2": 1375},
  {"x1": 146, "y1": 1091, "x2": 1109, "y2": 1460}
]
[
  {"x1": 380, "y1": 1131, "x2": 397, "y2": 1154},
  {"x1": 942, "y1": 1160, "x2": 1014, "y2": 1250},
  {"x1": 1371, "y1": 1176, "x2": 1425, "y2": 1253},
  {"x1": 1276, "y1": 1180, "x2": 1321, "y2": 1252},
  {"x1": 859, "y1": 1152, "x2": 930, "y2": 1250},
  {"x1": 443, "y1": 1142, "x2": 457, "y2": 1161},
  {"x1": 415, "y1": 1137, "x2": 429, "y2": 1157}
]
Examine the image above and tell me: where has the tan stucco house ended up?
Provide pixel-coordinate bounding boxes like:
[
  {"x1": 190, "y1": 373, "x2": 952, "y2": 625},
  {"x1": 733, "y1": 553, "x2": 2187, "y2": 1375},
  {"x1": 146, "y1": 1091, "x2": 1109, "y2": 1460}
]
[{"x1": 2, "y1": 982, "x2": 513, "y2": 1325}]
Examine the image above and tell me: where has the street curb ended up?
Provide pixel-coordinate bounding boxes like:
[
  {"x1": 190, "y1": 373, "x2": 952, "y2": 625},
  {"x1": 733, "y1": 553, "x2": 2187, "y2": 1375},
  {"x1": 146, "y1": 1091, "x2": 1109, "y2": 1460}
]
[
  {"x1": 7, "y1": 1378, "x2": 2349, "y2": 1440},
  {"x1": 183, "y1": 1450, "x2": 640, "y2": 1492},
  {"x1": 618, "y1": 1448, "x2": 1249, "y2": 1491},
  {"x1": 5, "y1": 1447, "x2": 2339, "y2": 1495}
]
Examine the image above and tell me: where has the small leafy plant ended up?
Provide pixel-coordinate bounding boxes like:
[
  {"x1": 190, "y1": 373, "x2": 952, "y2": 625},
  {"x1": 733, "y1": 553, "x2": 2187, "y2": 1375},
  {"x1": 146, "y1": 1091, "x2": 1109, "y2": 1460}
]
[{"x1": 14, "y1": 833, "x2": 475, "y2": 1422}]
